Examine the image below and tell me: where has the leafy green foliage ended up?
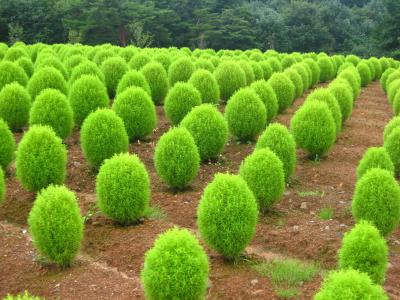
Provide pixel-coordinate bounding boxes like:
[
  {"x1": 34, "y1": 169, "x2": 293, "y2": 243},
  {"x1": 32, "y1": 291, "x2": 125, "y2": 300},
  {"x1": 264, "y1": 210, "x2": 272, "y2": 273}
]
[
  {"x1": 168, "y1": 57, "x2": 195, "y2": 86},
  {"x1": 352, "y1": 168, "x2": 400, "y2": 236},
  {"x1": 384, "y1": 127, "x2": 400, "y2": 174},
  {"x1": 356, "y1": 147, "x2": 394, "y2": 179},
  {"x1": 0, "y1": 61, "x2": 28, "y2": 90},
  {"x1": 328, "y1": 81, "x2": 353, "y2": 122},
  {"x1": 238, "y1": 60, "x2": 255, "y2": 85},
  {"x1": 141, "y1": 227, "x2": 209, "y2": 300},
  {"x1": 197, "y1": 173, "x2": 258, "y2": 258},
  {"x1": 101, "y1": 56, "x2": 128, "y2": 98},
  {"x1": 27, "y1": 66, "x2": 67, "y2": 100},
  {"x1": 383, "y1": 116, "x2": 400, "y2": 141},
  {"x1": 28, "y1": 185, "x2": 83, "y2": 267},
  {"x1": 357, "y1": 62, "x2": 372, "y2": 86},
  {"x1": 188, "y1": 69, "x2": 220, "y2": 104},
  {"x1": 141, "y1": 62, "x2": 169, "y2": 105},
  {"x1": 17, "y1": 57, "x2": 34, "y2": 77},
  {"x1": 250, "y1": 80, "x2": 279, "y2": 124},
  {"x1": 380, "y1": 68, "x2": 395, "y2": 93},
  {"x1": 214, "y1": 61, "x2": 246, "y2": 101},
  {"x1": 4, "y1": 291, "x2": 42, "y2": 300},
  {"x1": 0, "y1": 82, "x2": 30, "y2": 131},
  {"x1": 0, "y1": 118, "x2": 16, "y2": 170},
  {"x1": 35, "y1": 56, "x2": 68, "y2": 81},
  {"x1": 116, "y1": 69, "x2": 151, "y2": 96},
  {"x1": 0, "y1": 168, "x2": 5, "y2": 205},
  {"x1": 96, "y1": 153, "x2": 150, "y2": 224},
  {"x1": 317, "y1": 57, "x2": 335, "y2": 82},
  {"x1": 338, "y1": 68, "x2": 361, "y2": 100},
  {"x1": 284, "y1": 68, "x2": 303, "y2": 98},
  {"x1": 129, "y1": 53, "x2": 152, "y2": 70},
  {"x1": 268, "y1": 73, "x2": 295, "y2": 112},
  {"x1": 69, "y1": 61, "x2": 105, "y2": 86}
]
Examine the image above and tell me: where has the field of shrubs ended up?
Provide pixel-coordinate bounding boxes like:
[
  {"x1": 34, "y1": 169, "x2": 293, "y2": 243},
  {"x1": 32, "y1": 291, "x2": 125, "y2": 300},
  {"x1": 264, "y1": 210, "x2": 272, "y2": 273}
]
[{"x1": 0, "y1": 42, "x2": 400, "y2": 299}]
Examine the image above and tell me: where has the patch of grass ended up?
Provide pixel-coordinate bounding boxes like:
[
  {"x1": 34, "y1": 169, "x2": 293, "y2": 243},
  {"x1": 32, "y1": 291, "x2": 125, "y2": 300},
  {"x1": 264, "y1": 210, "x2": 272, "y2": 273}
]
[
  {"x1": 319, "y1": 207, "x2": 333, "y2": 220},
  {"x1": 143, "y1": 205, "x2": 168, "y2": 220},
  {"x1": 297, "y1": 190, "x2": 324, "y2": 198},
  {"x1": 277, "y1": 287, "x2": 298, "y2": 298}
]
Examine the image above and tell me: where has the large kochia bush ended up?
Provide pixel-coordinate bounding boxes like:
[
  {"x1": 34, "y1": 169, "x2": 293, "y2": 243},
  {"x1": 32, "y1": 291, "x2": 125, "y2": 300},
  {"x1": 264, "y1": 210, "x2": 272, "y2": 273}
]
[
  {"x1": 214, "y1": 61, "x2": 246, "y2": 101},
  {"x1": 0, "y1": 118, "x2": 16, "y2": 170},
  {"x1": 116, "y1": 70, "x2": 151, "y2": 96},
  {"x1": 28, "y1": 185, "x2": 83, "y2": 267},
  {"x1": 188, "y1": 69, "x2": 220, "y2": 104},
  {"x1": 0, "y1": 61, "x2": 28, "y2": 91},
  {"x1": 69, "y1": 61, "x2": 105, "y2": 86},
  {"x1": 250, "y1": 80, "x2": 279, "y2": 124},
  {"x1": 168, "y1": 57, "x2": 195, "y2": 86},
  {"x1": 384, "y1": 127, "x2": 400, "y2": 175},
  {"x1": 101, "y1": 57, "x2": 129, "y2": 98},
  {"x1": 328, "y1": 81, "x2": 353, "y2": 123},
  {"x1": 268, "y1": 72, "x2": 295, "y2": 112},
  {"x1": 356, "y1": 147, "x2": 394, "y2": 179},
  {"x1": 197, "y1": 173, "x2": 258, "y2": 259},
  {"x1": 27, "y1": 66, "x2": 68, "y2": 100},
  {"x1": 141, "y1": 62, "x2": 169, "y2": 105},
  {"x1": 141, "y1": 228, "x2": 209, "y2": 300}
]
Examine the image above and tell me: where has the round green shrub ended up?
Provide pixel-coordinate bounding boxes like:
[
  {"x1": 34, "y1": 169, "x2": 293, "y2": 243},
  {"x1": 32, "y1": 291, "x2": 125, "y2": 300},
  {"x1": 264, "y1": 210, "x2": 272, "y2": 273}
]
[
  {"x1": 4, "y1": 47, "x2": 29, "y2": 62},
  {"x1": 16, "y1": 125, "x2": 67, "y2": 192},
  {"x1": 69, "y1": 61, "x2": 105, "y2": 86},
  {"x1": 225, "y1": 88, "x2": 266, "y2": 142},
  {"x1": 292, "y1": 63, "x2": 310, "y2": 90},
  {"x1": 387, "y1": 79, "x2": 400, "y2": 105},
  {"x1": 93, "y1": 49, "x2": 116, "y2": 66},
  {"x1": 154, "y1": 127, "x2": 200, "y2": 189},
  {"x1": 0, "y1": 168, "x2": 5, "y2": 205},
  {"x1": 128, "y1": 53, "x2": 152, "y2": 70},
  {"x1": 259, "y1": 61, "x2": 273, "y2": 80},
  {"x1": 214, "y1": 61, "x2": 246, "y2": 101},
  {"x1": 0, "y1": 61, "x2": 28, "y2": 90},
  {"x1": 164, "y1": 82, "x2": 201, "y2": 125},
  {"x1": 250, "y1": 61, "x2": 264, "y2": 81},
  {"x1": 384, "y1": 70, "x2": 400, "y2": 93},
  {"x1": 80, "y1": 109, "x2": 129, "y2": 168},
  {"x1": 119, "y1": 47, "x2": 138, "y2": 63},
  {"x1": 266, "y1": 57, "x2": 282, "y2": 73},
  {"x1": 27, "y1": 67, "x2": 67, "y2": 100},
  {"x1": 345, "y1": 54, "x2": 361, "y2": 66},
  {"x1": 0, "y1": 82, "x2": 31, "y2": 131},
  {"x1": 368, "y1": 57, "x2": 382, "y2": 80},
  {"x1": 96, "y1": 153, "x2": 149, "y2": 224},
  {"x1": 250, "y1": 80, "x2": 278, "y2": 124},
  {"x1": 141, "y1": 227, "x2": 209, "y2": 300},
  {"x1": 197, "y1": 173, "x2": 258, "y2": 258},
  {"x1": 17, "y1": 57, "x2": 34, "y2": 78},
  {"x1": 352, "y1": 168, "x2": 400, "y2": 236},
  {"x1": 291, "y1": 101, "x2": 336, "y2": 158},
  {"x1": 101, "y1": 57, "x2": 128, "y2": 98},
  {"x1": 168, "y1": 57, "x2": 195, "y2": 86},
  {"x1": 384, "y1": 126, "x2": 400, "y2": 174},
  {"x1": 29, "y1": 89, "x2": 73, "y2": 139},
  {"x1": 338, "y1": 69, "x2": 361, "y2": 100},
  {"x1": 314, "y1": 269, "x2": 388, "y2": 300},
  {"x1": 318, "y1": 57, "x2": 335, "y2": 82},
  {"x1": 0, "y1": 119, "x2": 16, "y2": 170},
  {"x1": 328, "y1": 81, "x2": 353, "y2": 123},
  {"x1": 356, "y1": 147, "x2": 394, "y2": 179},
  {"x1": 256, "y1": 123, "x2": 296, "y2": 181},
  {"x1": 154, "y1": 53, "x2": 171, "y2": 71},
  {"x1": 4, "y1": 291, "x2": 42, "y2": 300},
  {"x1": 28, "y1": 185, "x2": 83, "y2": 267},
  {"x1": 380, "y1": 68, "x2": 395, "y2": 93},
  {"x1": 338, "y1": 221, "x2": 388, "y2": 284},
  {"x1": 35, "y1": 57, "x2": 68, "y2": 81},
  {"x1": 268, "y1": 72, "x2": 295, "y2": 112},
  {"x1": 380, "y1": 57, "x2": 390, "y2": 72},
  {"x1": 181, "y1": 104, "x2": 228, "y2": 161},
  {"x1": 281, "y1": 55, "x2": 296, "y2": 69},
  {"x1": 112, "y1": 87, "x2": 156, "y2": 140},
  {"x1": 238, "y1": 60, "x2": 255, "y2": 85},
  {"x1": 284, "y1": 68, "x2": 304, "y2": 98},
  {"x1": 194, "y1": 58, "x2": 215, "y2": 72},
  {"x1": 188, "y1": 69, "x2": 220, "y2": 104},
  {"x1": 64, "y1": 54, "x2": 87, "y2": 75},
  {"x1": 141, "y1": 62, "x2": 169, "y2": 105},
  {"x1": 239, "y1": 149, "x2": 285, "y2": 211},
  {"x1": 116, "y1": 70, "x2": 151, "y2": 96},
  {"x1": 357, "y1": 62, "x2": 372, "y2": 87},
  {"x1": 383, "y1": 116, "x2": 400, "y2": 141},
  {"x1": 304, "y1": 58, "x2": 320, "y2": 86}
]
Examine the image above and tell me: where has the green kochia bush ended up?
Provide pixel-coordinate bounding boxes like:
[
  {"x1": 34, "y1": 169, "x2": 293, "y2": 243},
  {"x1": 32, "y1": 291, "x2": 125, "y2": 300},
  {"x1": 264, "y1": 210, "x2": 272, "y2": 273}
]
[
  {"x1": 339, "y1": 221, "x2": 388, "y2": 284},
  {"x1": 96, "y1": 153, "x2": 150, "y2": 224},
  {"x1": 239, "y1": 149, "x2": 285, "y2": 211},
  {"x1": 387, "y1": 79, "x2": 400, "y2": 105},
  {"x1": 328, "y1": 81, "x2": 353, "y2": 123},
  {"x1": 141, "y1": 227, "x2": 209, "y2": 300},
  {"x1": 116, "y1": 70, "x2": 151, "y2": 96},
  {"x1": 16, "y1": 126, "x2": 67, "y2": 192},
  {"x1": 35, "y1": 57, "x2": 68, "y2": 81},
  {"x1": 0, "y1": 119, "x2": 16, "y2": 170},
  {"x1": 214, "y1": 61, "x2": 246, "y2": 101},
  {"x1": 356, "y1": 147, "x2": 394, "y2": 179},
  {"x1": 197, "y1": 173, "x2": 258, "y2": 258},
  {"x1": 101, "y1": 57, "x2": 128, "y2": 98},
  {"x1": 284, "y1": 68, "x2": 304, "y2": 98},
  {"x1": 181, "y1": 104, "x2": 228, "y2": 161},
  {"x1": 357, "y1": 62, "x2": 372, "y2": 87},
  {"x1": 68, "y1": 75, "x2": 109, "y2": 126},
  {"x1": 0, "y1": 61, "x2": 28, "y2": 90},
  {"x1": 380, "y1": 68, "x2": 395, "y2": 93},
  {"x1": 69, "y1": 61, "x2": 105, "y2": 86},
  {"x1": 383, "y1": 116, "x2": 400, "y2": 141},
  {"x1": 112, "y1": 87, "x2": 156, "y2": 140},
  {"x1": 318, "y1": 57, "x2": 335, "y2": 82},
  {"x1": 29, "y1": 89, "x2": 74, "y2": 139},
  {"x1": 128, "y1": 53, "x2": 152, "y2": 70},
  {"x1": 80, "y1": 109, "x2": 129, "y2": 168},
  {"x1": 27, "y1": 67, "x2": 67, "y2": 100},
  {"x1": 154, "y1": 127, "x2": 200, "y2": 189},
  {"x1": 268, "y1": 72, "x2": 295, "y2": 112},
  {"x1": 384, "y1": 127, "x2": 400, "y2": 174},
  {"x1": 164, "y1": 82, "x2": 201, "y2": 125},
  {"x1": 17, "y1": 57, "x2": 34, "y2": 77},
  {"x1": 291, "y1": 101, "x2": 336, "y2": 158},
  {"x1": 250, "y1": 80, "x2": 279, "y2": 123},
  {"x1": 0, "y1": 83, "x2": 31, "y2": 131},
  {"x1": 0, "y1": 168, "x2": 5, "y2": 205},
  {"x1": 4, "y1": 291, "x2": 42, "y2": 300},
  {"x1": 256, "y1": 123, "x2": 296, "y2": 181},
  {"x1": 168, "y1": 57, "x2": 195, "y2": 86},
  {"x1": 141, "y1": 62, "x2": 169, "y2": 105},
  {"x1": 238, "y1": 60, "x2": 255, "y2": 85},
  {"x1": 188, "y1": 69, "x2": 220, "y2": 104},
  {"x1": 352, "y1": 168, "x2": 400, "y2": 236},
  {"x1": 304, "y1": 58, "x2": 320, "y2": 86},
  {"x1": 28, "y1": 185, "x2": 83, "y2": 267},
  {"x1": 314, "y1": 269, "x2": 388, "y2": 300},
  {"x1": 338, "y1": 68, "x2": 361, "y2": 100},
  {"x1": 225, "y1": 88, "x2": 266, "y2": 142}
]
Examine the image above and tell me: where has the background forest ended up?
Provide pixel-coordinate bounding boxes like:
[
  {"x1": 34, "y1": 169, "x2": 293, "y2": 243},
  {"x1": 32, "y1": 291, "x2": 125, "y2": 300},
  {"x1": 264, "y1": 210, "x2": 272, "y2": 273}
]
[{"x1": 0, "y1": 0, "x2": 399, "y2": 57}]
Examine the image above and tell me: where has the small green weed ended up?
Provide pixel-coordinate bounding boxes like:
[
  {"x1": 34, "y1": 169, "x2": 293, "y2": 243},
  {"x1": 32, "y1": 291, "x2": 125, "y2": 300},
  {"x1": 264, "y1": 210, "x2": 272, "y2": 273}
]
[
  {"x1": 143, "y1": 205, "x2": 168, "y2": 220},
  {"x1": 297, "y1": 190, "x2": 324, "y2": 198},
  {"x1": 319, "y1": 207, "x2": 333, "y2": 220}
]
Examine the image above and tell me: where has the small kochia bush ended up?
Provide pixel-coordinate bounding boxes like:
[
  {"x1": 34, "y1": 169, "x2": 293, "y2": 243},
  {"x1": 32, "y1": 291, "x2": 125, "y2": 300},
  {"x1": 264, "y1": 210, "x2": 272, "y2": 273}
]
[
  {"x1": 112, "y1": 87, "x2": 156, "y2": 140},
  {"x1": 352, "y1": 168, "x2": 400, "y2": 236},
  {"x1": 96, "y1": 153, "x2": 150, "y2": 224},
  {"x1": 383, "y1": 116, "x2": 400, "y2": 141},
  {"x1": 268, "y1": 72, "x2": 295, "y2": 112},
  {"x1": 314, "y1": 269, "x2": 388, "y2": 300},
  {"x1": 225, "y1": 88, "x2": 266, "y2": 142},
  {"x1": 17, "y1": 57, "x2": 34, "y2": 78},
  {"x1": 383, "y1": 70, "x2": 400, "y2": 94},
  {"x1": 28, "y1": 185, "x2": 83, "y2": 267},
  {"x1": 93, "y1": 49, "x2": 116, "y2": 66},
  {"x1": 141, "y1": 227, "x2": 209, "y2": 300},
  {"x1": 197, "y1": 173, "x2": 258, "y2": 259},
  {"x1": 387, "y1": 79, "x2": 400, "y2": 105},
  {"x1": 284, "y1": 68, "x2": 304, "y2": 98},
  {"x1": 101, "y1": 57, "x2": 128, "y2": 98},
  {"x1": 141, "y1": 62, "x2": 169, "y2": 105},
  {"x1": 338, "y1": 68, "x2": 361, "y2": 100},
  {"x1": 339, "y1": 221, "x2": 388, "y2": 284},
  {"x1": 304, "y1": 58, "x2": 320, "y2": 86},
  {"x1": 328, "y1": 81, "x2": 353, "y2": 123},
  {"x1": 168, "y1": 57, "x2": 195, "y2": 86},
  {"x1": 164, "y1": 82, "x2": 201, "y2": 125},
  {"x1": 266, "y1": 57, "x2": 282, "y2": 73},
  {"x1": 318, "y1": 57, "x2": 335, "y2": 82},
  {"x1": 128, "y1": 53, "x2": 152, "y2": 70},
  {"x1": 214, "y1": 61, "x2": 246, "y2": 101},
  {"x1": 356, "y1": 147, "x2": 394, "y2": 179},
  {"x1": 154, "y1": 53, "x2": 171, "y2": 71},
  {"x1": 250, "y1": 80, "x2": 279, "y2": 124},
  {"x1": 27, "y1": 66, "x2": 67, "y2": 100},
  {"x1": 69, "y1": 61, "x2": 105, "y2": 86},
  {"x1": 239, "y1": 149, "x2": 285, "y2": 211},
  {"x1": 0, "y1": 83, "x2": 31, "y2": 131},
  {"x1": 0, "y1": 119, "x2": 16, "y2": 170},
  {"x1": 4, "y1": 291, "x2": 42, "y2": 300},
  {"x1": 116, "y1": 70, "x2": 151, "y2": 96},
  {"x1": 380, "y1": 68, "x2": 395, "y2": 93},
  {"x1": 357, "y1": 62, "x2": 372, "y2": 87},
  {"x1": 368, "y1": 57, "x2": 382, "y2": 80},
  {"x1": 195, "y1": 58, "x2": 215, "y2": 73},
  {"x1": 238, "y1": 60, "x2": 255, "y2": 85},
  {"x1": 290, "y1": 101, "x2": 336, "y2": 158},
  {"x1": 181, "y1": 104, "x2": 228, "y2": 161},
  {"x1": 292, "y1": 63, "x2": 311, "y2": 90},
  {"x1": 29, "y1": 89, "x2": 74, "y2": 140},
  {"x1": 250, "y1": 61, "x2": 263, "y2": 81},
  {"x1": 256, "y1": 123, "x2": 296, "y2": 181},
  {"x1": 154, "y1": 127, "x2": 200, "y2": 189},
  {"x1": 68, "y1": 75, "x2": 109, "y2": 126},
  {"x1": 0, "y1": 61, "x2": 28, "y2": 90},
  {"x1": 188, "y1": 69, "x2": 220, "y2": 104},
  {"x1": 259, "y1": 61, "x2": 273, "y2": 80},
  {"x1": 384, "y1": 127, "x2": 400, "y2": 174},
  {"x1": 80, "y1": 109, "x2": 129, "y2": 169},
  {"x1": 16, "y1": 126, "x2": 67, "y2": 192},
  {"x1": 35, "y1": 57, "x2": 68, "y2": 81}
]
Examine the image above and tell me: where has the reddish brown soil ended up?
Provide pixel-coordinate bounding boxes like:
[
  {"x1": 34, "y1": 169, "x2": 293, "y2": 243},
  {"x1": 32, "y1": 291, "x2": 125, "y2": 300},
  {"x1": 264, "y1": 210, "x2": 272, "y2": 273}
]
[{"x1": 1, "y1": 81, "x2": 399, "y2": 299}]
